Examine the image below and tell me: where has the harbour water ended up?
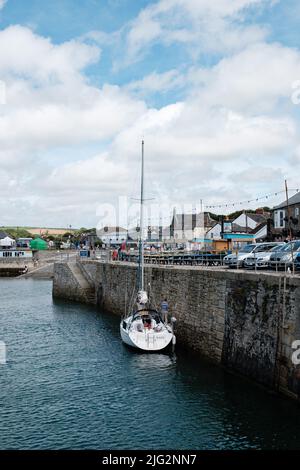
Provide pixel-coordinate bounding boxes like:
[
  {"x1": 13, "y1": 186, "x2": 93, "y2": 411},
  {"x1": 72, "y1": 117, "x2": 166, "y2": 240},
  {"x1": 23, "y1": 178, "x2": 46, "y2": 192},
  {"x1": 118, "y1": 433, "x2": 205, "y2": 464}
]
[{"x1": 0, "y1": 279, "x2": 300, "y2": 450}]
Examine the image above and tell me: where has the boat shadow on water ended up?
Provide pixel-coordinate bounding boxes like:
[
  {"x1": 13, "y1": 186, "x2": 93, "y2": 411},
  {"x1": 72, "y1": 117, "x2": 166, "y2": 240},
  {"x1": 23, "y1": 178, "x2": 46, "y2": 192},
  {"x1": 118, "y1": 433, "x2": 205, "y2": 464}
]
[{"x1": 123, "y1": 345, "x2": 177, "y2": 371}]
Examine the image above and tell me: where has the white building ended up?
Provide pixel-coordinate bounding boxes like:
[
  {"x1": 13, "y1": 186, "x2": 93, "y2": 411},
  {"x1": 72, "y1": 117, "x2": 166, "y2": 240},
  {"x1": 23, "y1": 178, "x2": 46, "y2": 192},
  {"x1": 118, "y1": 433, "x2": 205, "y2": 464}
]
[
  {"x1": 0, "y1": 236, "x2": 15, "y2": 248},
  {"x1": 0, "y1": 250, "x2": 32, "y2": 258},
  {"x1": 205, "y1": 213, "x2": 268, "y2": 241},
  {"x1": 232, "y1": 213, "x2": 264, "y2": 231},
  {"x1": 98, "y1": 227, "x2": 128, "y2": 246},
  {"x1": 205, "y1": 223, "x2": 222, "y2": 240}
]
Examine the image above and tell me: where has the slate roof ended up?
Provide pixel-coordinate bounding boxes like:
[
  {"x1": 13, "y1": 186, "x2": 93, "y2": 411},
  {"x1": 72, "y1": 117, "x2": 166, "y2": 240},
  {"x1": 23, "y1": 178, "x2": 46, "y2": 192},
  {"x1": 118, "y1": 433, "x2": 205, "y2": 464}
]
[
  {"x1": 0, "y1": 230, "x2": 9, "y2": 240},
  {"x1": 273, "y1": 191, "x2": 300, "y2": 210},
  {"x1": 170, "y1": 212, "x2": 215, "y2": 231},
  {"x1": 244, "y1": 213, "x2": 267, "y2": 224},
  {"x1": 250, "y1": 221, "x2": 267, "y2": 235},
  {"x1": 97, "y1": 226, "x2": 127, "y2": 235}
]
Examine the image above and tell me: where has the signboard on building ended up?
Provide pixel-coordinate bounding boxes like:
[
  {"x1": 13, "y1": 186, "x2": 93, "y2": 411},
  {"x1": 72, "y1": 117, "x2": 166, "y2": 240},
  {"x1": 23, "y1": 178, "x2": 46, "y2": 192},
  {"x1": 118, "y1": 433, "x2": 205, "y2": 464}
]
[{"x1": 223, "y1": 222, "x2": 232, "y2": 233}]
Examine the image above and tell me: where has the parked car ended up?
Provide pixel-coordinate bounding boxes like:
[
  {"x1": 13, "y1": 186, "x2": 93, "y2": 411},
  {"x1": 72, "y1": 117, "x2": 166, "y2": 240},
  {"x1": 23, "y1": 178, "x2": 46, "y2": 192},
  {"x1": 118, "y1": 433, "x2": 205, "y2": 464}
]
[
  {"x1": 269, "y1": 240, "x2": 300, "y2": 270},
  {"x1": 293, "y1": 252, "x2": 300, "y2": 271},
  {"x1": 244, "y1": 243, "x2": 285, "y2": 269},
  {"x1": 223, "y1": 252, "x2": 235, "y2": 265},
  {"x1": 277, "y1": 248, "x2": 300, "y2": 270},
  {"x1": 228, "y1": 242, "x2": 284, "y2": 269}
]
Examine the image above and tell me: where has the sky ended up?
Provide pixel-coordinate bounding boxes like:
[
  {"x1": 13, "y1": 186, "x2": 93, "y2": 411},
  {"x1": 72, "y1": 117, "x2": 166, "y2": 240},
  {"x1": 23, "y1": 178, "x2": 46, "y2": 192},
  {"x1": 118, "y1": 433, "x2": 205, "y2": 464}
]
[{"x1": 1, "y1": 0, "x2": 300, "y2": 228}]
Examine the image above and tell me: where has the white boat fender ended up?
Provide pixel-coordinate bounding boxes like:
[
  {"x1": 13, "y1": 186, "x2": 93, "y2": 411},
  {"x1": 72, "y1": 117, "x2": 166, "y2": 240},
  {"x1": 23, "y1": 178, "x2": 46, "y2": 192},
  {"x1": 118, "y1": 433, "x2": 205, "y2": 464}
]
[{"x1": 172, "y1": 335, "x2": 176, "y2": 345}]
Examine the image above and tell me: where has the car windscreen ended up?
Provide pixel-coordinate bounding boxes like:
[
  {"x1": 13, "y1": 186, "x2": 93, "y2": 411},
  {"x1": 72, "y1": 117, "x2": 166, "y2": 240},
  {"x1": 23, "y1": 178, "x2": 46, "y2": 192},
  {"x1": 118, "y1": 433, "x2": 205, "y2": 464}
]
[
  {"x1": 270, "y1": 244, "x2": 286, "y2": 252},
  {"x1": 282, "y1": 241, "x2": 300, "y2": 252},
  {"x1": 253, "y1": 244, "x2": 278, "y2": 253},
  {"x1": 239, "y1": 245, "x2": 256, "y2": 253}
]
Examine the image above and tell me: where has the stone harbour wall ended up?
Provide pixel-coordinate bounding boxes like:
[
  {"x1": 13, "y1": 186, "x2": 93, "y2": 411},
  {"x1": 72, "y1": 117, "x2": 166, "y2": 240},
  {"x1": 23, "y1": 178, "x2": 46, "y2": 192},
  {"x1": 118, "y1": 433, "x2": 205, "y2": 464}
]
[
  {"x1": 53, "y1": 262, "x2": 95, "y2": 304},
  {"x1": 53, "y1": 260, "x2": 300, "y2": 401}
]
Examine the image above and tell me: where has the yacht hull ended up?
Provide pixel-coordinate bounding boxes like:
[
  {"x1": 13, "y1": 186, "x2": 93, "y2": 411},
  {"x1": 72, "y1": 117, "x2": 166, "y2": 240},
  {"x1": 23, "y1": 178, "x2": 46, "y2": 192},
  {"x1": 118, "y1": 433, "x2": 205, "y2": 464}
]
[{"x1": 120, "y1": 318, "x2": 174, "y2": 352}]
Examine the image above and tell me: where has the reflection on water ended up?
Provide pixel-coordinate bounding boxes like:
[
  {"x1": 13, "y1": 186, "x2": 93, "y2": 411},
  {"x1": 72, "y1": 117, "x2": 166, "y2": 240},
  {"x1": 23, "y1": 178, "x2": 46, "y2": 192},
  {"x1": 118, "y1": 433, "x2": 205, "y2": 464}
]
[
  {"x1": 128, "y1": 350, "x2": 177, "y2": 371},
  {"x1": 0, "y1": 279, "x2": 300, "y2": 450}
]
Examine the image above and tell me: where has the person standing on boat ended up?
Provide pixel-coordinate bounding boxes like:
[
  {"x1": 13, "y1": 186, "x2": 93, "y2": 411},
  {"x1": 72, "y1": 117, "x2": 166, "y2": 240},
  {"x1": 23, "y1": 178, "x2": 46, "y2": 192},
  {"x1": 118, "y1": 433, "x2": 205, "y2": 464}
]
[{"x1": 160, "y1": 299, "x2": 169, "y2": 323}]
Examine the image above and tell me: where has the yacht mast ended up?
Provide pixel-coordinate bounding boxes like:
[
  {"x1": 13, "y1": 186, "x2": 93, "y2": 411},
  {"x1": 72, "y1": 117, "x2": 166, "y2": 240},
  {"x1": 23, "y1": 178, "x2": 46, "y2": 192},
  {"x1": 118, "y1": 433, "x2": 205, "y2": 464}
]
[{"x1": 138, "y1": 140, "x2": 145, "y2": 291}]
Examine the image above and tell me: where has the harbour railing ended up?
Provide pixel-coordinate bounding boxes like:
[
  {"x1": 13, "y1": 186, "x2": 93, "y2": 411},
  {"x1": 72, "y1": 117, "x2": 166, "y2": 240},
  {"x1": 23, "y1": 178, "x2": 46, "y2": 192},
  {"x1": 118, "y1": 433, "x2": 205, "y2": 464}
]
[{"x1": 118, "y1": 251, "x2": 227, "y2": 267}]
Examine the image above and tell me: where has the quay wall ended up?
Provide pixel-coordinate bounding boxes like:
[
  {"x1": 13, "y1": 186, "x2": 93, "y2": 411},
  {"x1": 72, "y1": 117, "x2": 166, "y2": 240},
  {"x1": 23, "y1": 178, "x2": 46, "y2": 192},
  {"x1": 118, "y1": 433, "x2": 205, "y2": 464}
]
[{"x1": 53, "y1": 261, "x2": 300, "y2": 401}]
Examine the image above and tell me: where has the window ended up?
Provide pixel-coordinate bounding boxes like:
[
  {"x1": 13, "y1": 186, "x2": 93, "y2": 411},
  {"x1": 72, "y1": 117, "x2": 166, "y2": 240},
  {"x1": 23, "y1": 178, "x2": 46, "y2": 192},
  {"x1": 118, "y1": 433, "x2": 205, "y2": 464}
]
[
  {"x1": 279, "y1": 210, "x2": 285, "y2": 228},
  {"x1": 295, "y1": 207, "x2": 299, "y2": 217},
  {"x1": 275, "y1": 210, "x2": 285, "y2": 228}
]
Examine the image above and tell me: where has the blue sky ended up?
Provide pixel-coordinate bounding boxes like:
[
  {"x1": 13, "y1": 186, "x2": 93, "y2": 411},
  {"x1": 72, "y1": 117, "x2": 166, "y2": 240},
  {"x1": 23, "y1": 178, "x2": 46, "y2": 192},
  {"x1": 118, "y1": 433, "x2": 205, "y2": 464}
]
[
  {"x1": 1, "y1": 1, "x2": 168, "y2": 90},
  {"x1": 1, "y1": 0, "x2": 300, "y2": 228},
  {"x1": 1, "y1": 0, "x2": 147, "y2": 38},
  {"x1": 2, "y1": 0, "x2": 295, "y2": 104}
]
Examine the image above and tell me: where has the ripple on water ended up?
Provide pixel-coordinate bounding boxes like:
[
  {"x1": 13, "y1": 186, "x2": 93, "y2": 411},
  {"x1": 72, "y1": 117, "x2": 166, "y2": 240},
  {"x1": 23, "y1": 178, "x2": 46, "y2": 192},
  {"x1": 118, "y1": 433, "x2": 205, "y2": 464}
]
[{"x1": 1, "y1": 279, "x2": 300, "y2": 450}]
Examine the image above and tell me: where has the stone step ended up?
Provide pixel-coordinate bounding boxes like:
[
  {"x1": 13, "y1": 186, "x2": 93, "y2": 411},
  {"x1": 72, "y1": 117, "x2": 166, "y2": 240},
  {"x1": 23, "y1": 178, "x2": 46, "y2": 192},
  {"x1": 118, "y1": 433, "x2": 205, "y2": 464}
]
[{"x1": 68, "y1": 262, "x2": 91, "y2": 289}]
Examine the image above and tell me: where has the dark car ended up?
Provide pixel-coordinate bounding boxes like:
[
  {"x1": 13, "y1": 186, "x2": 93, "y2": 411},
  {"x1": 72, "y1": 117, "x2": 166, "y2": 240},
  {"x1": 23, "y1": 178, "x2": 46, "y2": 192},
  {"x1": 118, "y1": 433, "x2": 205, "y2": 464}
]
[
  {"x1": 293, "y1": 252, "x2": 300, "y2": 271},
  {"x1": 269, "y1": 240, "x2": 300, "y2": 269}
]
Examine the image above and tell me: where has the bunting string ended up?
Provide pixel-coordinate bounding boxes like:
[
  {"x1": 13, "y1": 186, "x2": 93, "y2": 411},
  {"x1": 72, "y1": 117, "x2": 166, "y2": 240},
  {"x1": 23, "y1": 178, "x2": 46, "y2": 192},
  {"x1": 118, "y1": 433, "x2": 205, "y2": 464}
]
[{"x1": 205, "y1": 189, "x2": 299, "y2": 210}]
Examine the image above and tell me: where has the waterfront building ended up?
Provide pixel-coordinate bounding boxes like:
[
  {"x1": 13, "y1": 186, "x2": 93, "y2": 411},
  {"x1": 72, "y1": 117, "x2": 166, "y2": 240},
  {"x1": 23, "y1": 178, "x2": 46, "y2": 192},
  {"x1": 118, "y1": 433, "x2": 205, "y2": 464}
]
[
  {"x1": 162, "y1": 211, "x2": 215, "y2": 246},
  {"x1": 272, "y1": 191, "x2": 300, "y2": 239},
  {"x1": 0, "y1": 250, "x2": 32, "y2": 259},
  {"x1": 205, "y1": 211, "x2": 269, "y2": 250},
  {"x1": 17, "y1": 237, "x2": 33, "y2": 248},
  {"x1": 98, "y1": 226, "x2": 128, "y2": 246},
  {"x1": 0, "y1": 236, "x2": 15, "y2": 249},
  {"x1": 0, "y1": 230, "x2": 9, "y2": 240}
]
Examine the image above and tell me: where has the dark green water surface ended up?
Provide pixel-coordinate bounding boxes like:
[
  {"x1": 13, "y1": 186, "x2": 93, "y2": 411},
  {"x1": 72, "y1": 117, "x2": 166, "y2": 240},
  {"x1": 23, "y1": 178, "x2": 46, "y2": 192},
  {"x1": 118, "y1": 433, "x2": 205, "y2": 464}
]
[{"x1": 0, "y1": 279, "x2": 300, "y2": 450}]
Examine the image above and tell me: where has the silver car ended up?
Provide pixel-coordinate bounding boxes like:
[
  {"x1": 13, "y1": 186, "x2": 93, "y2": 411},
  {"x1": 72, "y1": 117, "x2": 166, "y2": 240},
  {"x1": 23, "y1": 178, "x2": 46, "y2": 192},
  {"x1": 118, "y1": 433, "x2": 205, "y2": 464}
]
[
  {"x1": 229, "y1": 242, "x2": 284, "y2": 269},
  {"x1": 244, "y1": 243, "x2": 285, "y2": 269},
  {"x1": 223, "y1": 253, "x2": 236, "y2": 265}
]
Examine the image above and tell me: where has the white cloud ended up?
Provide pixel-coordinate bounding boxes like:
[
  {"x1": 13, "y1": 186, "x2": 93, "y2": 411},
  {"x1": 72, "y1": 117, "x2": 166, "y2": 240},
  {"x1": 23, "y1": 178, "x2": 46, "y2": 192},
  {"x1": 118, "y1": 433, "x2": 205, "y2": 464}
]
[
  {"x1": 187, "y1": 42, "x2": 300, "y2": 113},
  {"x1": 45, "y1": 33, "x2": 300, "y2": 223},
  {"x1": 0, "y1": 25, "x2": 148, "y2": 225},
  {"x1": 0, "y1": 26, "x2": 100, "y2": 83},
  {"x1": 0, "y1": 0, "x2": 6, "y2": 10},
  {"x1": 127, "y1": 69, "x2": 184, "y2": 94},
  {"x1": 0, "y1": 26, "x2": 146, "y2": 159},
  {"x1": 1, "y1": 1, "x2": 300, "y2": 226},
  {"x1": 124, "y1": 0, "x2": 273, "y2": 65},
  {"x1": 0, "y1": 83, "x2": 146, "y2": 151}
]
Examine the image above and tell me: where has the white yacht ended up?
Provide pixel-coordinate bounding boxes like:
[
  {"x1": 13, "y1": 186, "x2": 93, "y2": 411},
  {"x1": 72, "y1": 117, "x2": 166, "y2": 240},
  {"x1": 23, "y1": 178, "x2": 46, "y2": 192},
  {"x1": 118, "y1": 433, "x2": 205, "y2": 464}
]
[{"x1": 120, "y1": 141, "x2": 176, "y2": 352}]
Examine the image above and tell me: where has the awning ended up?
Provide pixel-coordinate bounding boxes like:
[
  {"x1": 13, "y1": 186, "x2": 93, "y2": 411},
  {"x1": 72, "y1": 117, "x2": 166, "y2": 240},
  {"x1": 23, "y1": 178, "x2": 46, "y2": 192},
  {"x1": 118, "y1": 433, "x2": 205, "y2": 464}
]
[{"x1": 223, "y1": 233, "x2": 254, "y2": 240}]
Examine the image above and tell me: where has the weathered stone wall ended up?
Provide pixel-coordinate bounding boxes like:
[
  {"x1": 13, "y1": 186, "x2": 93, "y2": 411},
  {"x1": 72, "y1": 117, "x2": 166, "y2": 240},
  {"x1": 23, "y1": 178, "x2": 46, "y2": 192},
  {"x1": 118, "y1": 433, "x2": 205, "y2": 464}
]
[
  {"x1": 53, "y1": 262, "x2": 94, "y2": 304},
  {"x1": 53, "y1": 260, "x2": 300, "y2": 401}
]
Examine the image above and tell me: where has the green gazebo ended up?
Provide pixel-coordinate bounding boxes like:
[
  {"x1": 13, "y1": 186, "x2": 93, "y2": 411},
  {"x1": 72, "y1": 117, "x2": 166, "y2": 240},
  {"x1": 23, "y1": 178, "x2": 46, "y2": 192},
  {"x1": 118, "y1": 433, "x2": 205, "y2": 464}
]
[{"x1": 30, "y1": 238, "x2": 48, "y2": 251}]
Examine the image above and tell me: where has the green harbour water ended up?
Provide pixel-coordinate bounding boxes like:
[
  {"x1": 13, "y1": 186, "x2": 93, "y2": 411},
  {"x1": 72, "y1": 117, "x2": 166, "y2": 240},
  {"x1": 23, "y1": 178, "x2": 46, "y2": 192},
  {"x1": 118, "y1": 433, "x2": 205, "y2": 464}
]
[{"x1": 0, "y1": 279, "x2": 300, "y2": 450}]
